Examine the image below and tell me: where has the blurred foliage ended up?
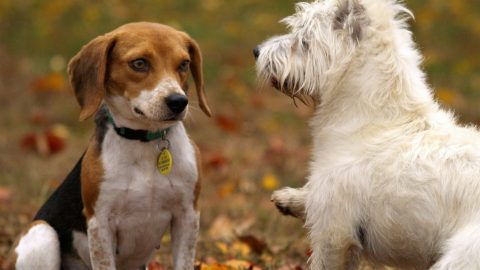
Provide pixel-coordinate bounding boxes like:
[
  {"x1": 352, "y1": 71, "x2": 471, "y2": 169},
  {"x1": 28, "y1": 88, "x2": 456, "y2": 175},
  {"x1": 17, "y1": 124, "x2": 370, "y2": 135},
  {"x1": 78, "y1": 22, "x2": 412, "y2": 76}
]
[
  {"x1": 1, "y1": 0, "x2": 479, "y2": 114},
  {"x1": 0, "y1": 0, "x2": 479, "y2": 111},
  {"x1": 0, "y1": 0, "x2": 479, "y2": 267},
  {"x1": 407, "y1": 0, "x2": 480, "y2": 116}
]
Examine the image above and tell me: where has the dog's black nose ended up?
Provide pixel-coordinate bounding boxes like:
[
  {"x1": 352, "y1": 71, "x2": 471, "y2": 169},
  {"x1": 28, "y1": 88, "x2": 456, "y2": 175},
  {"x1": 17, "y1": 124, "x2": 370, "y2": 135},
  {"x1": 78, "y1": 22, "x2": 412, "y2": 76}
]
[
  {"x1": 165, "y1": 94, "x2": 188, "y2": 114},
  {"x1": 253, "y1": 46, "x2": 260, "y2": 59}
]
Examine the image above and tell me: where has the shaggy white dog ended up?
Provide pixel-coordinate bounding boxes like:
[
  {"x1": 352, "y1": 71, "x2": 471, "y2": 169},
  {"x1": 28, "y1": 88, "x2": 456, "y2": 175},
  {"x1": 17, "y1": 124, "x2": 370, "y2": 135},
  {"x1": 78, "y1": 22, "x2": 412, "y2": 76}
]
[{"x1": 254, "y1": 0, "x2": 480, "y2": 269}]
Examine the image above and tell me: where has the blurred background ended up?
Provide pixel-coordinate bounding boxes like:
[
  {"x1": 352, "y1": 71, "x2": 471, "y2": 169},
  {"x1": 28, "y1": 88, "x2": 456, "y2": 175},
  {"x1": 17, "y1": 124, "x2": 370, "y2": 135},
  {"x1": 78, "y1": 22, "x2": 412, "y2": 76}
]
[{"x1": 0, "y1": 0, "x2": 479, "y2": 268}]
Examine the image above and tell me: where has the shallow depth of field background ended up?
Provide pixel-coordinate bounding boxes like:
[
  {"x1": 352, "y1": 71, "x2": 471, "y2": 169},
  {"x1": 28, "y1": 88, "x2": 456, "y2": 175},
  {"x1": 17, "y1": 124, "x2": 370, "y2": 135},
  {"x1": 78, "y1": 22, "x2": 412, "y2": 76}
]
[{"x1": 0, "y1": 0, "x2": 479, "y2": 268}]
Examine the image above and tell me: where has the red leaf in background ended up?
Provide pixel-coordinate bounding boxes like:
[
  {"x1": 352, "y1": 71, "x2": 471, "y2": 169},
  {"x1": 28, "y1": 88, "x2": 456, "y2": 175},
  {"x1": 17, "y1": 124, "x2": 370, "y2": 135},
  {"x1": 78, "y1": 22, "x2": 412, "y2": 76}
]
[
  {"x1": 0, "y1": 186, "x2": 12, "y2": 204},
  {"x1": 215, "y1": 115, "x2": 239, "y2": 133},
  {"x1": 206, "y1": 153, "x2": 228, "y2": 170},
  {"x1": 238, "y1": 235, "x2": 270, "y2": 255},
  {"x1": 45, "y1": 130, "x2": 65, "y2": 154},
  {"x1": 20, "y1": 133, "x2": 37, "y2": 150},
  {"x1": 147, "y1": 261, "x2": 165, "y2": 270},
  {"x1": 20, "y1": 125, "x2": 68, "y2": 156}
]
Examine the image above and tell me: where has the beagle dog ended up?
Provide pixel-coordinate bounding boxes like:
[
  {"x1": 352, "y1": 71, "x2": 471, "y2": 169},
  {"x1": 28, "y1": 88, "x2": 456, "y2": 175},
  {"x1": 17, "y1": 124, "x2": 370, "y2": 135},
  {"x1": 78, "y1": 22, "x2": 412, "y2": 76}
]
[{"x1": 4, "y1": 22, "x2": 211, "y2": 270}]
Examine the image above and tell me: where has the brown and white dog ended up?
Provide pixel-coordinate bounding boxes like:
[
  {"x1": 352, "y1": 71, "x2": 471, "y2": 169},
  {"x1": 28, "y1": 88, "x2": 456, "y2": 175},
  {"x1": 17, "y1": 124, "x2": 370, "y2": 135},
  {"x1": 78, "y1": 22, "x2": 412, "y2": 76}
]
[{"x1": 4, "y1": 22, "x2": 211, "y2": 270}]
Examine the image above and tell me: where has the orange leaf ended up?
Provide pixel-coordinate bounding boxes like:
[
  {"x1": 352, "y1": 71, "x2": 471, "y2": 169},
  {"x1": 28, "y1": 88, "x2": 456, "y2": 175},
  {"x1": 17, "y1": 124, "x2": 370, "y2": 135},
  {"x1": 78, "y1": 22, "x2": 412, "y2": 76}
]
[
  {"x1": 436, "y1": 88, "x2": 456, "y2": 105},
  {"x1": 217, "y1": 181, "x2": 235, "y2": 199},
  {"x1": 206, "y1": 153, "x2": 228, "y2": 170},
  {"x1": 238, "y1": 235, "x2": 269, "y2": 255},
  {"x1": 0, "y1": 186, "x2": 12, "y2": 203},
  {"x1": 215, "y1": 115, "x2": 239, "y2": 133},
  {"x1": 261, "y1": 173, "x2": 279, "y2": 191},
  {"x1": 31, "y1": 73, "x2": 66, "y2": 93},
  {"x1": 230, "y1": 240, "x2": 251, "y2": 257},
  {"x1": 208, "y1": 215, "x2": 235, "y2": 240},
  {"x1": 224, "y1": 259, "x2": 253, "y2": 269},
  {"x1": 147, "y1": 261, "x2": 165, "y2": 270}
]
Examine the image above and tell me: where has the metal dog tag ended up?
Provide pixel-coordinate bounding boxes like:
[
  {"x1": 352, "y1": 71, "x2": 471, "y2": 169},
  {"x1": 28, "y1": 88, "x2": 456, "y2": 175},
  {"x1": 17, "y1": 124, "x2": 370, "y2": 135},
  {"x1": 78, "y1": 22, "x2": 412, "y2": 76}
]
[{"x1": 157, "y1": 148, "x2": 173, "y2": 175}]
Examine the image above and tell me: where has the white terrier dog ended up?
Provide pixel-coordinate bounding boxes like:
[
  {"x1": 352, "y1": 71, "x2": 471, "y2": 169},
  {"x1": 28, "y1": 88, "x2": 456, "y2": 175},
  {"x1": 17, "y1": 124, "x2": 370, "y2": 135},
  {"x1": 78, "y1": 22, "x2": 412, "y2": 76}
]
[{"x1": 254, "y1": 0, "x2": 480, "y2": 269}]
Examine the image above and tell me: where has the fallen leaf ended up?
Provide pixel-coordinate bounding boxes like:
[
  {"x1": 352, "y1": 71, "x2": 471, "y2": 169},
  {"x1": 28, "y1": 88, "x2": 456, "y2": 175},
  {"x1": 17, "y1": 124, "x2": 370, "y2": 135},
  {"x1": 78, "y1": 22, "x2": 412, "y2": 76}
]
[
  {"x1": 196, "y1": 262, "x2": 229, "y2": 270},
  {"x1": 0, "y1": 186, "x2": 12, "y2": 203},
  {"x1": 147, "y1": 260, "x2": 166, "y2": 270},
  {"x1": 261, "y1": 173, "x2": 279, "y2": 191},
  {"x1": 208, "y1": 215, "x2": 235, "y2": 240},
  {"x1": 217, "y1": 181, "x2": 235, "y2": 198},
  {"x1": 20, "y1": 126, "x2": 67, "y2": 156},
  {"x1": 31, "y1": 72, "x2": 66, "y2": 93},
  {"x1": 215, "y1": 242, "x2": 229, "y2": 254},
  {"x1": 224, "y1": 259, "x2": 253, "y2": 269},
  {"x1": 206, "y1": 153, "x2": 228, "y2": 170},
  {"x1": 215, "y1": 115, "x2": 239, "y2": 133},
  {"x1": 238, "y1": 235, "x2": 269, "y2": 255},
  {"x1": 231, "y1": 240, "x2": 251, "y2": 257}
]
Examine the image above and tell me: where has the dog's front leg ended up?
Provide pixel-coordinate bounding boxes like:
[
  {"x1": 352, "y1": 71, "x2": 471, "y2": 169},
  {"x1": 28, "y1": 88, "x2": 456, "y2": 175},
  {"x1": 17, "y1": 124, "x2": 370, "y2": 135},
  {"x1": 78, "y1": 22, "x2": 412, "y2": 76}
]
[
  {"x1": 87, "y1": 216, "x2": 116, "y2": 270},
  {"x1": 170, "y1": 206, "x2": 199, "y2": 270},
  {"x1": 271, "y1": 186, "x2": 307, "y2": 219}
]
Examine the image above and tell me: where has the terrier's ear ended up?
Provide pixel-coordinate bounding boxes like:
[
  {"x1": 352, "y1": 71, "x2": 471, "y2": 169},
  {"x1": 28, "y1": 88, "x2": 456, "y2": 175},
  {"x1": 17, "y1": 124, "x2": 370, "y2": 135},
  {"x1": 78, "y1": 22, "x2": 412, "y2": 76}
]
[{"x1": 334, "y1": 0, "x2": 368, "y2": 43}]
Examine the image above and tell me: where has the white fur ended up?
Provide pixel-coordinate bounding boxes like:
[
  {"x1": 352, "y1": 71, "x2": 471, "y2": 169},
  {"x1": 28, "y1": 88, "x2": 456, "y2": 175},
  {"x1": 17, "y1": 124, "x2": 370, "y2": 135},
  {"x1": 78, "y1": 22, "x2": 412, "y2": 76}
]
[
  {"x1": 15, "y1": 222, "x2": 61, "y2": 270},
  {"x1": 71, "y1": 123, "x2": 199, "y2": 270},
  {"x1": 257, "y1": 0, "x2": 480, "y2": 269},
  {"x1": 106, "y1": 77, "x2": 187, "y2": 132}
]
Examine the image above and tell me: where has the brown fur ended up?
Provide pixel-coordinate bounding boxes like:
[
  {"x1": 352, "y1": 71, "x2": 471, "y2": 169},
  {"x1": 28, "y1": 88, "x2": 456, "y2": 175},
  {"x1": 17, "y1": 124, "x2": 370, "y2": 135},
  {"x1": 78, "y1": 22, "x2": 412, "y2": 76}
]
[
  {"x1": 69, "y1": 22, "x2": 211, "y2": 219},
  {"x1": 68, "y1": 22, "x2": 211, "y2": 121},
  {"x1": 81, "y1": 138, "x2": 104, "y2": 219},
  {"x1": 191, "y1": 141, "x2": 203, "y2": 210}
]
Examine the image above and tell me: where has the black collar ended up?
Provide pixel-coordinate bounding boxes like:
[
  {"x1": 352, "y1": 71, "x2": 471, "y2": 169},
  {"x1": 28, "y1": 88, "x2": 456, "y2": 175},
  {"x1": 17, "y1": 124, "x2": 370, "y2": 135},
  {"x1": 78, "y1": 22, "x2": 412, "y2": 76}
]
[{"x1": 107, "y1": 111, "x2": 169, "y2": 142}]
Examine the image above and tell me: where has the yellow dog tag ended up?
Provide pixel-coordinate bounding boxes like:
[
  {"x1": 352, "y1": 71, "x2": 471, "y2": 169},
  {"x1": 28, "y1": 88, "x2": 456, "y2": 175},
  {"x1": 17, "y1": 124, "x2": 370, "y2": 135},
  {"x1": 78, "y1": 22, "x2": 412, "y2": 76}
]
[{"x1": 157, "y1": 148, "x2": 173, "y2": 175}]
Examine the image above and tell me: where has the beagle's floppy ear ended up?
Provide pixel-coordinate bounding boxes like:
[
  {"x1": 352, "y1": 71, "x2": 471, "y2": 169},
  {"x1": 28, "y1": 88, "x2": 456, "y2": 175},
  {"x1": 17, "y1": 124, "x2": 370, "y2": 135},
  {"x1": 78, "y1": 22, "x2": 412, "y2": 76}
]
[
  {"x1": 186, "y1": 37, "x2": 212, "y2": 117},
  {"x1": 68, "y1": 34, "x2": 116, "y2": 121}
]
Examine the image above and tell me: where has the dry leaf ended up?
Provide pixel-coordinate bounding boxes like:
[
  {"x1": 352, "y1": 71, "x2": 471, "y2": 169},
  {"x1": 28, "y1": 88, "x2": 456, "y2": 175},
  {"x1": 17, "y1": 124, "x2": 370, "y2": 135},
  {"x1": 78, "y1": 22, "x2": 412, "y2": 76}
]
[
  {"x1": 147, "y1": 261, "x2": 166, "y2": 270},
  {"x1": 215, "y1": 242, "x2": 229, "y2": 254},
  {"x1": 230, "y1": 240, "x2": 251, "y2": 257},
  {"x1": 208, "y1": 215, "x2": 235, "y2": 240},
  {"x1": 207, "y1": 153, "x2": 228, "y2": 170},
  {"x1": 215, "y1": 115, "x2": 239, "y2": 133},
  {"x1": 0, "y1": 186, "x2": 12, "y2": 203},
  {"x1": 224, "y1": 259, "x2": 253, "y2": 269},
  {"x1": 31, "y1": 72, "x2": 66, "y2": 93},
  {"x1": 238, "y1": 235, "x2": 269, "y2": 255},
  {"x1": 217, "y1": 181, "x2": 235, "y2": 198},
  {"x1": 261, "y1": 173, "x2": 279, "y2": 191}
]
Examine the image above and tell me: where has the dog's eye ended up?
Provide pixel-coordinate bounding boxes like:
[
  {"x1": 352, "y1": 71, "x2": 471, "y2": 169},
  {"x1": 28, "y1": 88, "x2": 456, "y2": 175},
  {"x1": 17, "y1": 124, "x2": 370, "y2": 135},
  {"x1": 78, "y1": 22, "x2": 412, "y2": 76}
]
[
  {"x1": 178, "y1": 60, "x2": 190, "y2": 73},
  {"x1": 129, "y1": 58, "x2": 149, "y2": 72}
]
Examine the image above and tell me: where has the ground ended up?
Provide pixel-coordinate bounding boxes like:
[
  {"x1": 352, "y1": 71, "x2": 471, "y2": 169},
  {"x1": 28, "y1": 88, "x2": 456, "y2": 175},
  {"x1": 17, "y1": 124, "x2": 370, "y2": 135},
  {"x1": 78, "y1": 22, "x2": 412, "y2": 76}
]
[{"x1": 0, "y1": 0, "x2": 479, "y2": 269}]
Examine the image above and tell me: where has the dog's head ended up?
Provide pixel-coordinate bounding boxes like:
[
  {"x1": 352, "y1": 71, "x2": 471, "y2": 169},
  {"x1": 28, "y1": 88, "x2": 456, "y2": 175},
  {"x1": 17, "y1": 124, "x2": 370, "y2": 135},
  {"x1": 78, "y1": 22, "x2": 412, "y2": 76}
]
[
  {"x1": 68, "y1": 22, "x2": 211, "y2": 130},
  {"x1": 254, "y1": 0, "x2": 371, "y2": 102}
]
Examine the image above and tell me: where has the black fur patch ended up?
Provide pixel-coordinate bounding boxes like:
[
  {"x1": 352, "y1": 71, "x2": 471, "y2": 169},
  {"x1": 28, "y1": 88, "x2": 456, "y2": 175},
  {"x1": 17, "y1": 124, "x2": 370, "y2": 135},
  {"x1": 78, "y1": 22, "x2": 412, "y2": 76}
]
[
  {"x1": 356, "y1": 224, "x2": 366, "y2": 247},
  {"x1": 34, "y1": 155, "x2": 87, "y2": 253},
  {"x1": 95, "y1": 105, "x2": 109, "y2": 149}
]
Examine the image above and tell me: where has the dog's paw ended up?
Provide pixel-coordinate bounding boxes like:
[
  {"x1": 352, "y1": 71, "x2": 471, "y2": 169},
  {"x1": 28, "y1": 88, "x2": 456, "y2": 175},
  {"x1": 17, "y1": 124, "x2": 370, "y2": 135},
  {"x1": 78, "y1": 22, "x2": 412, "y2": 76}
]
[{"x1": 271, "y1": 188, "x2": 305, "y2": 219}]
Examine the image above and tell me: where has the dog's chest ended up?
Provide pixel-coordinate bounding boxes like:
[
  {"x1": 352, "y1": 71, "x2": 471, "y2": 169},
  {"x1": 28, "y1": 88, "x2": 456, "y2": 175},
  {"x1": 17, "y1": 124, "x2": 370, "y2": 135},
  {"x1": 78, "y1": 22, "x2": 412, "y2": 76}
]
[{"x1": 93, "y1": 125, "x2": 197, "y2": 266}]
